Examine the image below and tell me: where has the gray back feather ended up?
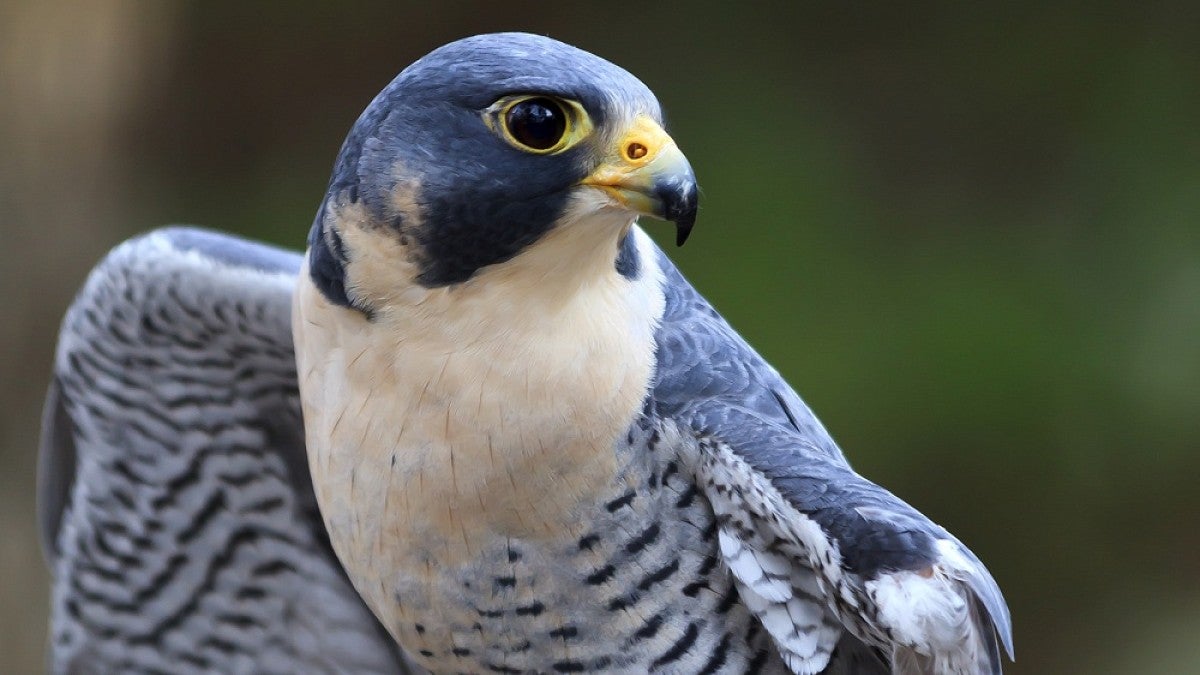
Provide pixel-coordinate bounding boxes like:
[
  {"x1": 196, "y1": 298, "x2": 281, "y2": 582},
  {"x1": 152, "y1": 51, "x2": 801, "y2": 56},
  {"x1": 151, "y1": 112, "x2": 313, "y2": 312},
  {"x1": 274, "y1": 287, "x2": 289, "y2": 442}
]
[
  {"x1": 39, "y1": 228, "x2": 413, "y2": 674},
  {"x1": 649, "y1": 248, "x2": 1012, "y2": 672}
]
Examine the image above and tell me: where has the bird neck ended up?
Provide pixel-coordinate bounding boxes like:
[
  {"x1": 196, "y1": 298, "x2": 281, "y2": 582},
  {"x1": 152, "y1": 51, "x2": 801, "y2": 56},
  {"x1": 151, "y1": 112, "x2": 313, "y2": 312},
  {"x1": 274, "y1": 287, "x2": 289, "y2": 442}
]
[{"x1": 294, "y1": 221, "x2": 667, "y2": 567}]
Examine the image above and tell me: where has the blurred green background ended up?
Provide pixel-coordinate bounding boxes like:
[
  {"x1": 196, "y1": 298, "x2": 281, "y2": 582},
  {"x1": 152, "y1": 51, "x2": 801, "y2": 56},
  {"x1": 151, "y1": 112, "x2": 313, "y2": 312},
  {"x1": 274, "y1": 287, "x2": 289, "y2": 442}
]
[{"x1": 2, "y1": 1, "x2": 1198, "y2": 672}]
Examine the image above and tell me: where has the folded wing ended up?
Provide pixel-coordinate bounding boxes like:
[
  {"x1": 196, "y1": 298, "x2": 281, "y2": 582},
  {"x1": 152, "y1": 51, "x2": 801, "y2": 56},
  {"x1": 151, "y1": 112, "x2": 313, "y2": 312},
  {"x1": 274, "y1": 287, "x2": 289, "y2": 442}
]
[
  {"x1": 650, "y1": 250, "x2": 1013, "y2": 674},
  {"x1": 39, "y1": 228, "x2": 413, "y2": 674}
]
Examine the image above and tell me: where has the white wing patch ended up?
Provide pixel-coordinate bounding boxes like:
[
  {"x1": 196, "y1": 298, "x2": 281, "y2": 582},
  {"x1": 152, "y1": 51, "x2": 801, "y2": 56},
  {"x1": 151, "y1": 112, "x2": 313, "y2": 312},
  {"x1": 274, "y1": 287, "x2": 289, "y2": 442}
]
[
  {"x1": 717, "y1": 528, "x2": 844, "y2": 674},
  {"x1": 693, "y1": 436, "x2": 847, "y2": 675},
  {"x1": 866, "y1": 539, "x2": 1005, "y2": 674},
  {"x1": 690, "y1": 433, "x2": 1010, "y2": 675}
]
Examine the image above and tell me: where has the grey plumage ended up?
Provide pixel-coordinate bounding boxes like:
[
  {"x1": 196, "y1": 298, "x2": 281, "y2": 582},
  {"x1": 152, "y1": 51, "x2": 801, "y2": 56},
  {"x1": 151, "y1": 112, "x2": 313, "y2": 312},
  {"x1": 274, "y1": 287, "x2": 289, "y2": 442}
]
[
  {"x1": 42, "y1": 224, "x2": 1009, "y2": 674},
  {"x1": 40, "y1": 228, "x2": 410, "y2": 674},
  {"x1": 652, "y1": 253, "x2": 1012, "y2": 671},
  {"x1": 41, "y1": 32, "x2": 1013, "y2": 675},
  {"x1": 371, "y1": 417, "x2": 786, "y2": 672}
]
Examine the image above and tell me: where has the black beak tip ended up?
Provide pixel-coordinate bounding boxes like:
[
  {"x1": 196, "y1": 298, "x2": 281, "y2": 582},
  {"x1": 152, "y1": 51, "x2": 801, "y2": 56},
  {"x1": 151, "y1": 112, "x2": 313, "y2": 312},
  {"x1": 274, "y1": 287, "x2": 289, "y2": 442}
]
[
  {"x1": 675, "y1": 219, "x2": 694, "y2": 247},
  {"x1": 657, "y1": 180, "x2": 699, "y2": 247}
]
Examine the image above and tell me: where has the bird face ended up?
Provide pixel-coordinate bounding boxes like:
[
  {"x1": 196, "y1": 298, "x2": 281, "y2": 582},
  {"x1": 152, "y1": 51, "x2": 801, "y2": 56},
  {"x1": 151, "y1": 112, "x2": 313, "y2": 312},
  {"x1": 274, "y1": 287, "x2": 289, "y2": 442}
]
[{"x1": 307, "y1": 33, "x2": 698, "y2": 314}]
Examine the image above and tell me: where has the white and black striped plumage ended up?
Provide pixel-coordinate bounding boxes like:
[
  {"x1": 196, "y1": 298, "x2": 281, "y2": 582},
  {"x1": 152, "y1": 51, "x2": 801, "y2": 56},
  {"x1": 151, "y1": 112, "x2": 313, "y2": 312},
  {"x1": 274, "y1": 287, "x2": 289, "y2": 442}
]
[
  {"x1": 40, "y1": 230, "x2": 412, "y2": 673},
  {"x1": 40, "y1": 32, "x2": 1013, "y2": 674}
]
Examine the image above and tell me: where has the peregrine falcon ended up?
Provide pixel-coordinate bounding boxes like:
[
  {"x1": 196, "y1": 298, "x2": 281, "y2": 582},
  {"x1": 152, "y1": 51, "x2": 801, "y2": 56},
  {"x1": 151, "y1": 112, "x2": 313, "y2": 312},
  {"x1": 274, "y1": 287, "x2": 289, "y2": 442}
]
[{"x1": 40, "y1": 32, "x2": 1013, "y2": 674}]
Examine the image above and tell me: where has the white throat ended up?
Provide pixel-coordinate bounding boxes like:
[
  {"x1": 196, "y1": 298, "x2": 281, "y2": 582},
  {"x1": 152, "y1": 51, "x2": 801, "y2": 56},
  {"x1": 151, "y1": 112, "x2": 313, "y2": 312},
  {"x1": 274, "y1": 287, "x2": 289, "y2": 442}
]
[{"x1": 294, "y1": 209, "x2": 667, "y2": 597}]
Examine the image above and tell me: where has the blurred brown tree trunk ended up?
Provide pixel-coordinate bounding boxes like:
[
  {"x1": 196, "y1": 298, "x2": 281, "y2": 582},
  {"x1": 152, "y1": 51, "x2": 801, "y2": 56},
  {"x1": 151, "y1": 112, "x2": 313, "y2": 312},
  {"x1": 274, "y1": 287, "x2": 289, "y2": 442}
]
[{"x1": 0, "y1": 1, "x2": 181, "y2": 670}]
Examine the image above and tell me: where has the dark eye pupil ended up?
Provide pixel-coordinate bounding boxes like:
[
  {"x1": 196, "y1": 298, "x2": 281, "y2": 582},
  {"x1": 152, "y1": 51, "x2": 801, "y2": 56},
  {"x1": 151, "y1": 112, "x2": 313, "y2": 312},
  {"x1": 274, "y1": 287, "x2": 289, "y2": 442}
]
[{"x1": 506, "y1": 98, "x2": 566, "y2": 150}]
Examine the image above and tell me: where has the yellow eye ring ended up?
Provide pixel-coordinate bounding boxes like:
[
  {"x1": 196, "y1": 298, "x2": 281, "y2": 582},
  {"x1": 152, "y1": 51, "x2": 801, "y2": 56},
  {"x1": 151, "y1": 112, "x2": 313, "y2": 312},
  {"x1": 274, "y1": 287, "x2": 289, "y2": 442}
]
[{"x1": 485, "y1": 95, "x2": 593, "y2": 155}]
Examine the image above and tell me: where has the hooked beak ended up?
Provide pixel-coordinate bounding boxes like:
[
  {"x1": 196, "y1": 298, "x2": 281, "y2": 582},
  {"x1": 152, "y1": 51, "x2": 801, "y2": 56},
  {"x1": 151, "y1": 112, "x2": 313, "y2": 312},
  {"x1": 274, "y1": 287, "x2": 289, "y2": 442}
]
[{"x1": 581, "y1": 115, "x2": 699, "y2": 246}]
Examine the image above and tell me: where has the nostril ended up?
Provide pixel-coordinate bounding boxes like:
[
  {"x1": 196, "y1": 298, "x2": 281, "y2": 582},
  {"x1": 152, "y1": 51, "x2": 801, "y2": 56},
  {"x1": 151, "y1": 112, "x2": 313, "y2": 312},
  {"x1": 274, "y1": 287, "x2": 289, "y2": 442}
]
[{"x1": 625, "y1": 142, "x2": 648, "y2": 161}]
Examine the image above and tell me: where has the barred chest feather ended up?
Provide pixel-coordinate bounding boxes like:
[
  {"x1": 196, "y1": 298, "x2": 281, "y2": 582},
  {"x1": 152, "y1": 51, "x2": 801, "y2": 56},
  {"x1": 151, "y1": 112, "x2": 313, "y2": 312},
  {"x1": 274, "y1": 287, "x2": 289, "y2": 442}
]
[
  {"x1": 295, "y1": 225, "x2": 780, "y2": 671},
  {"x1": 381, "y1": 418, "x2": 782, "y2": 673}
]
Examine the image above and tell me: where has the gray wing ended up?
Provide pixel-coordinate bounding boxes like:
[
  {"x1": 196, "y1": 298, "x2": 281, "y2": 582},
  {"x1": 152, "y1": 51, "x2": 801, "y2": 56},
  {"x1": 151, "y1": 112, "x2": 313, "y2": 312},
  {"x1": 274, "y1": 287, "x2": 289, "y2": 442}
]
[
  {"x1": 38, "y1": 227, "x2": 415, "y2": 674},
  {"x1": 650, "y1": 249, "x2": 1013, "y2": 674}
]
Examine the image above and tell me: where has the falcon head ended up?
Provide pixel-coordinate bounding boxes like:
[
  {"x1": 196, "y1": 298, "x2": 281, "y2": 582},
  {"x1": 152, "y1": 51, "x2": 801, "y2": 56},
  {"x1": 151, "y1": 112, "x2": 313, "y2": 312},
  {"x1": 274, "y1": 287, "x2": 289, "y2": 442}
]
[{"x1": 307, "y1": 32, "x2": 697, "y2": 316}]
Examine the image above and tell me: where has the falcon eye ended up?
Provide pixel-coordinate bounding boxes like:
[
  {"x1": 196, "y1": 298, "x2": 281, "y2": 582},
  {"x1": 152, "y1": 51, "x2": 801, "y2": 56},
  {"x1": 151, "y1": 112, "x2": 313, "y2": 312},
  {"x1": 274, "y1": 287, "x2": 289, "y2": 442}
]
[
  {"x1": 485, "y1": 95, "x2": 593, "y2": 155},
  {"x1": 504, "y1": 97, "x2": 568, "y2": 151}
]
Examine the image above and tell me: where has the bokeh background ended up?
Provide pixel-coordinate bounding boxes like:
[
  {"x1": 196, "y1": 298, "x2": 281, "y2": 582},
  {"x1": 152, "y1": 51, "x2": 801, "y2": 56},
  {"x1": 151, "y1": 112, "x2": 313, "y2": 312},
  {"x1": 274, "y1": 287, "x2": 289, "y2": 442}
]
[{"x1": 3, "y1": 2, "x2": 1198, "y2": 672}]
